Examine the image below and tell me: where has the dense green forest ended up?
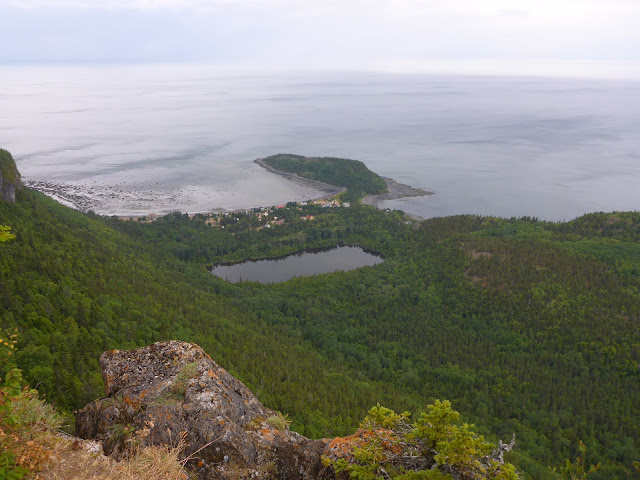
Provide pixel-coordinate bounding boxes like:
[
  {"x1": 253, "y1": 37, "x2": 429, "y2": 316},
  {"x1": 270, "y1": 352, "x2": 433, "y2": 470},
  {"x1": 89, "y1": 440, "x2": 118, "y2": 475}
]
[
  {"x1": 262, "y1": 153, "x2": 388, "y2": 201},
  {"x1": 0, "y1": 148, "x2": 21, "y2": 185},
  {"x1": 1, "y1": 184, "x2": 639, "y2": 479}
]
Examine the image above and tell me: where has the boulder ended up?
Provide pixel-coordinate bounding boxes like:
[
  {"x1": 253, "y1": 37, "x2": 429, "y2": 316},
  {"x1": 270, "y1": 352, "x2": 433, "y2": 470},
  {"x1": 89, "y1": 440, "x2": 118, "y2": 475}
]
[{"x1": 75, "y1": 341, "x2": 332, "y2": 480}]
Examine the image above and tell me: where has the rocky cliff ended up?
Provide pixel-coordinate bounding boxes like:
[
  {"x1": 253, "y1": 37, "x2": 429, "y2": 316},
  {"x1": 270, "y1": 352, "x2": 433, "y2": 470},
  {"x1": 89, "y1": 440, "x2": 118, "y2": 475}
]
[
  {"x1": 0, "y1": 149, "x2": 21, "y2": 202},
  {"x1": 76, "y1": 341, "x2": 333, "y2": 480}
]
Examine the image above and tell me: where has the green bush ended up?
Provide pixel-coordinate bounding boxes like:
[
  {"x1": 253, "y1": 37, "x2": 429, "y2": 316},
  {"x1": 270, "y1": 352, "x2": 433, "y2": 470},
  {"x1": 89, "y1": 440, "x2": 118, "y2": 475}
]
[
  {"x1": 266, "y1": 412, "x2": 291, "y2": 431},
  {"x1": 170, "y1": 362, "x2": 198, "y2": 397},
  {"x1": 329, "y1": 401, "x2": 518, "y2": 480}
]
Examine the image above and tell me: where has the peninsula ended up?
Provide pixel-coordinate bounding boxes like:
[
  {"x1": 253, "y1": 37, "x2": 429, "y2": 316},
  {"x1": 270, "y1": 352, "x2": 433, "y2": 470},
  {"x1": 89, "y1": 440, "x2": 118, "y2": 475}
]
[
  {"x1": 256, "y1": 153, "x2": 433, "y2": 204},
  {"x1": 254, "y1": 156, "x2": 346, "y2": 198}
]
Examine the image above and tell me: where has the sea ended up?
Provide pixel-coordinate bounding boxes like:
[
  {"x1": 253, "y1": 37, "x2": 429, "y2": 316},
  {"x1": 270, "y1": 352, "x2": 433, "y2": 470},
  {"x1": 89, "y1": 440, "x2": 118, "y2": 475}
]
[{"x1": 1, "y1": 64, "x2": 639, "y2": 221}]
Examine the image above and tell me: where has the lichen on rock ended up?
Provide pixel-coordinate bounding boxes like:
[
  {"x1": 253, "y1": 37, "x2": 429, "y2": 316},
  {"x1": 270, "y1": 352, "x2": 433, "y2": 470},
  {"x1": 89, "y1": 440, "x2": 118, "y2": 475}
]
[{"x1": 75, "y1": 340, "x2": 330, "y2": 480}]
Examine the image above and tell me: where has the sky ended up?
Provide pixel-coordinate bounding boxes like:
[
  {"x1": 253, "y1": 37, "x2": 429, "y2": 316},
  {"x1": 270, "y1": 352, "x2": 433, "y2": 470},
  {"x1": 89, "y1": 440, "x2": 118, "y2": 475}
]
[{"x1": 1, "y1": 0, "x2": 639, "y2": 76}]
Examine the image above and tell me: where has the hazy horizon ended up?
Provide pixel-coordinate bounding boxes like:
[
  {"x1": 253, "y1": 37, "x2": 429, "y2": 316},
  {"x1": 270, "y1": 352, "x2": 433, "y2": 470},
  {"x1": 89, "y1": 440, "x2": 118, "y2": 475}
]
[
  {"x1": 2, "y1": 65, "x2": 639, "y2": 221},
  {"x1": 2, "y1": 1, "x2": 639, "y2": 219},
  {"x1": 1, "y1": 1, "x2": 639, "y2": 78}
]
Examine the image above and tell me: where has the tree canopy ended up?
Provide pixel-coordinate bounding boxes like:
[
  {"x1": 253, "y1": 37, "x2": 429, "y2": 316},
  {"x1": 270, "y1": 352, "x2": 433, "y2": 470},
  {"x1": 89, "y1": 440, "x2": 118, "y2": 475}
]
[{"x1": 1, "y1": 185, "x2": 639, "y2": 479}]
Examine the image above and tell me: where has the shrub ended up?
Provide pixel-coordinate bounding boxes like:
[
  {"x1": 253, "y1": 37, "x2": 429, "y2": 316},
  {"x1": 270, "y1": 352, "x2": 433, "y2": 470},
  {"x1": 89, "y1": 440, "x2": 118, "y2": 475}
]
[
  {"x1": 1, "y1": 330, "x2": 63, "y2": 478},
  {"x1": 326, "y1": 401, "x2": 519, "y2": 480},
  {"x1": 266, "y1": 412, "x2": 291, "y2": 431},
  {"x1": 169, "y1": 362, "x2": 199, "y2": 398}
]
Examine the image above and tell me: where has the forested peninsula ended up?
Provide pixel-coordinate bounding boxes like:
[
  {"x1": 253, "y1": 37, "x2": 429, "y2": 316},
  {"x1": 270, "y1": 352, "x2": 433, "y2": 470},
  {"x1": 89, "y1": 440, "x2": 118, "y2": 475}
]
[
  {"x1": 259, "y1": 153, "x2": 386, "y2": 198},
  {"x1": 1, "y1": 149, "x2": 639, "y2": 479},
  {"x1": 257, "y1": 153, "x2": 432, "y2": 206}
]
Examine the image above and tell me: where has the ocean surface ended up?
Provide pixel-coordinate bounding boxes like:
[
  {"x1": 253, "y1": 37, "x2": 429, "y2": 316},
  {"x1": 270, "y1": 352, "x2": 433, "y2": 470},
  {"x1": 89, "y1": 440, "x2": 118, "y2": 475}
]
[{"x1": 1, "y1": 64, "x2": 639, "y2": 220}]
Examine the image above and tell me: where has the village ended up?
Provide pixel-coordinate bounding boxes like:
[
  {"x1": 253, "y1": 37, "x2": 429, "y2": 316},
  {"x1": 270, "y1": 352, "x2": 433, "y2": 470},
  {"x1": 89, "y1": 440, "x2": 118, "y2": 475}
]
[{"x1": 117, "y1": 196, "x2": 352, "y2": 230}]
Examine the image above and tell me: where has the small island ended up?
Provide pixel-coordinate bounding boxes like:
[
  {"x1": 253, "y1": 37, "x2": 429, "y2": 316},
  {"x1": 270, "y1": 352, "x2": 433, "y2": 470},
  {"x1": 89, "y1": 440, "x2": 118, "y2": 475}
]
[{"x1": 255, "y1": 153, "x2": 432, "y2": 204}]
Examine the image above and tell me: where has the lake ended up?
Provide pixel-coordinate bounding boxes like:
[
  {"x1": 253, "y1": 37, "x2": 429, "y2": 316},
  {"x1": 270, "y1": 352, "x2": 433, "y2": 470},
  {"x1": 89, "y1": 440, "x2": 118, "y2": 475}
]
[
  {"x1": 209, "y1": 245, "x2": 383, "y2": 284},
  {"x1": 1, "y1": 65, "x2": 639, "y2": 220}
]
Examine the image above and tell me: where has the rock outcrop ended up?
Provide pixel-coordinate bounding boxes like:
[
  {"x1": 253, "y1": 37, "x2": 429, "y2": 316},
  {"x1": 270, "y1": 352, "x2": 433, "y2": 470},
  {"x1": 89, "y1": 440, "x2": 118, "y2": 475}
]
[
  {"x1": 76, "y1": 341, "x2": 332, "y2": 480},
  {"x1": 0, "y1": 149, "x2": 21, "y2": 203},
  {"x1": 76, "y1": 341, "x2": 516, "y2": 480}
]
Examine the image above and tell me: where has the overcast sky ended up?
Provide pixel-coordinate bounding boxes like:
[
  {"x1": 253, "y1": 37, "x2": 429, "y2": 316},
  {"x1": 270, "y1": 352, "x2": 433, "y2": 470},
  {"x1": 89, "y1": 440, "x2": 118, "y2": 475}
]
[{"x1": 1, "y1": 0, "x2": 639, "y2": 76}]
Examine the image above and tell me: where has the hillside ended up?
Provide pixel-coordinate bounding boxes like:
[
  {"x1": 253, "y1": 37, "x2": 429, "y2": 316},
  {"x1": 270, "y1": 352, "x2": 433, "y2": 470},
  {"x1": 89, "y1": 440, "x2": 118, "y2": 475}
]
[
  {"x1": 1, "y1": 163, "x2": 639, "y2": 478},
  {"x1": 0, "y1": 189, "x2": 406, "y2": 433},
  {"x1": 1, "y1": 337, "x2": 518, "y2": 479},
  {"x1": 109, "y1": 208, "x2": 640, "y2": 479}
]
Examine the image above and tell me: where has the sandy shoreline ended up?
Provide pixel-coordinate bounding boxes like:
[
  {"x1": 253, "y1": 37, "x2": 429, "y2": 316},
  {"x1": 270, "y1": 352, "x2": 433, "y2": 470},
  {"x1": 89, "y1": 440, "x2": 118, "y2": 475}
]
[
  {"x1": 24, "y1": 160, "x2": 432, "y2": 221},
  {"x1": 23, "y1": 161, "x2": 346, "y2": 218},
  {"x1": 253, "y1": 158, "x2": 347, "y2": 198}
]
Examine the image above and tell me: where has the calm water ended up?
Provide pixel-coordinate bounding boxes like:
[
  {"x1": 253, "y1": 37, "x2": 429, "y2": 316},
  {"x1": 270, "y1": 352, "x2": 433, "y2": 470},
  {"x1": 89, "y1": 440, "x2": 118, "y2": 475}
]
[
  {"x1": 209, "y1": 246, "x2": 383, "y2": 284},
  {"x1": 1, "y1": 65, "x2": 639, "y2": 220}
]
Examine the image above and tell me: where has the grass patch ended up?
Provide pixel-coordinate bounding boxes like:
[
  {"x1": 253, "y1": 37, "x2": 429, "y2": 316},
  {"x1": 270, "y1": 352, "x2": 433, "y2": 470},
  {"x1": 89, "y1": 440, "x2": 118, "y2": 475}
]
[
  {"x1": 266, "y1": 412, "x2": 291, "y2": 431},
  {"x1": 244, "y1": 416, "x2": 265, "y2": 431},
  {"x1": 155, "y1": 362, "x2": 200, "y2": 406},
  {"x1": 169, "y1": 362, "x2": 199, "y2": 398},
  {"x1": 109, "y1": 423, "x2": 135, "y2": 442}
]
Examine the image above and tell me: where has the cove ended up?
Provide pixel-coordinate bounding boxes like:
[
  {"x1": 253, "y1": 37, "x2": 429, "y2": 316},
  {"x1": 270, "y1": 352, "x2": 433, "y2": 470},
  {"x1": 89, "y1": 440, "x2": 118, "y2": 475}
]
[{"x1": 209, "y1": 245, "x2": 383, "y2": 284}]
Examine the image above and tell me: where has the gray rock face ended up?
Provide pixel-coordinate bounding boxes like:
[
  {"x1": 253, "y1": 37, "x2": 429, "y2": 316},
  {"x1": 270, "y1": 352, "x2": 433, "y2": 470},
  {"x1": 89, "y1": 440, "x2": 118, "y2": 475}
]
[
  {"x1": 75, "y1": 341, "x2": 332, "y2": 480},
  {"x1": 0, "y1": 149, "x2": 21, "y2": 203},
  {"x1": 0, "y1": 178, "x2": 16, "y2": 203}
]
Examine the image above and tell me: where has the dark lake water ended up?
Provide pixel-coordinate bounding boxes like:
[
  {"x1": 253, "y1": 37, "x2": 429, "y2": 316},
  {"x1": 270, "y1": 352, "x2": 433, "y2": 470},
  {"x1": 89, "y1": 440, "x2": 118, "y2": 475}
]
[{"x1": 209, "y1": 246, "x2": 383, "y2": 284}]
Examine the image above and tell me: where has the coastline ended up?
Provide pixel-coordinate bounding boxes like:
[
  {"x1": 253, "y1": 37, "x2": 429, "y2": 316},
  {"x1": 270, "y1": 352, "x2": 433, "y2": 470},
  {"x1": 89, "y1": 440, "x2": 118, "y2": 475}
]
[
  {"x1": 256, "y1": 157, "x2": 434, "y2": 211},
  {"x1": 363, "y1": 178, "x2": 433, "y2": 222},
  {"x1": 256, "y1": 158, "x2": 433, "y2": 222},
  {"x1": 24, "y1": 160, "x2": 346, "y2": 218},
  {"x1": 254, "y1": 158, "x2": 346, "y2": 198},
  {"x1": 362, "y1": 177, "x2": 433, "y2": 209},
  {"x1": 25, "y1": 160, "x2": 432, "y2": 222}
]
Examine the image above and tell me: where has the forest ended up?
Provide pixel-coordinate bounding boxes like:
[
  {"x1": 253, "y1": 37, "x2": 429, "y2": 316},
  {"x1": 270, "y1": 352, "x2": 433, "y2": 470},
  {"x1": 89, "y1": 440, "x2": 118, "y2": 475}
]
[
  {"x1": 1, "y1": 183, "x2": 639, "y2": 479},
  {"x1": 0, "y1": 149, "x2": 21, "y2": 185},
  {"x1": 262, "y1": 153, "x2": 388, "y2": 201}
]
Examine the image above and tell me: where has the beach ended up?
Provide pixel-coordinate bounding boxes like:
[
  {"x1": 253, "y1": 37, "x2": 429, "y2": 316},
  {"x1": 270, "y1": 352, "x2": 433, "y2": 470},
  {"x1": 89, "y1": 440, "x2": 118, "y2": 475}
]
[
  {"x1": 24, "y1": 160, "x2": 347, "y2": 217},
  {"x1": 24, "y1": 158, "x2": 433, "y2": 219},
  {"x1": 253, "y1": 158, "x2": 346, "y2": 198}
]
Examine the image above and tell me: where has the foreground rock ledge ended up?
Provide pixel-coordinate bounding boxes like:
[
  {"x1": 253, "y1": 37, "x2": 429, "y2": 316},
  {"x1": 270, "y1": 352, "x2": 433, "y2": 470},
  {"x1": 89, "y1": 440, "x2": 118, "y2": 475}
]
[{"x1": 76, "y1": 341, "x2": 330, "y2": 479}]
